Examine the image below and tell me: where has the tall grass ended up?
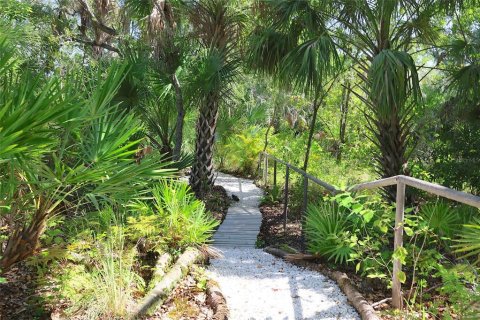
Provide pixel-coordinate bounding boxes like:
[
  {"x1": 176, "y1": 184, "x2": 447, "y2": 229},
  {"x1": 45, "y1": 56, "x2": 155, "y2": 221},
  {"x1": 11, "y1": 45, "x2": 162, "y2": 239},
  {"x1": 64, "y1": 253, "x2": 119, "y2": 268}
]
[
  {"x1": 86, "y1": 227, "x2": 143, "y2": 319},
  {"x1": 60, "y1": 209, "x2": 144, "y2": 319}
]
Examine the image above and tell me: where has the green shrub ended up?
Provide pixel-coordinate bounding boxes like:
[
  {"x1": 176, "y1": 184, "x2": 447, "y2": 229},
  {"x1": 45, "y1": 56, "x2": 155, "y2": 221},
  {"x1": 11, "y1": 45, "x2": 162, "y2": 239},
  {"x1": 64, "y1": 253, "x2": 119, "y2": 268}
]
[
  {"x1": 260, "y1": 185, "x2": 282, "y2": 205},
  {"x1": 305, "y1": 202, "x2": 357, "y2": 264},
  {"x1": 127, "y1": 181, "x2": 219, "y2": 251},
  {"x1": 456, "y1": 204, "x2": 479, "y2": 225},
  {"x1": 219, "y1": 126, "x2": 264, "y2": 176},
  {"x1": 435, "y1": 264, "x2": 480, "y2": 319}
]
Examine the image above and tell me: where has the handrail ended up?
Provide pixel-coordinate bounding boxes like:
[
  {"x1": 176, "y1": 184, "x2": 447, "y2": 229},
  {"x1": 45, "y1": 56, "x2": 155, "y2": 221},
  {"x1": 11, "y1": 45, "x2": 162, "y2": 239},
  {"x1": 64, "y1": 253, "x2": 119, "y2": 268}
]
[
  {"x1": 258, "y1": 151, "x2": 480, "y2": 310},
  {"x1": 349, "y1": 176, "x2": 398, "y2": 191},
  {"x1": 261, "y1": 152, "x2": 339, "y2": 193},
  {"x1": 399, "y1": 175, "x2": 480, "y2": 207},
  {"x1": 261, "y1": 152, "x2": 480, "y2": 207}
]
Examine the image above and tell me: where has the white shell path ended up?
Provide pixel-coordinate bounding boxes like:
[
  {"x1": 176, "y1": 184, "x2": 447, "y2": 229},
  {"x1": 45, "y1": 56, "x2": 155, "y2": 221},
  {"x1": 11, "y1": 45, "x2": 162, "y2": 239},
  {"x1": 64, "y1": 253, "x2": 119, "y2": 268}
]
[{"x1": 208, "y1": 173, "x2": 359, "y2": 320}]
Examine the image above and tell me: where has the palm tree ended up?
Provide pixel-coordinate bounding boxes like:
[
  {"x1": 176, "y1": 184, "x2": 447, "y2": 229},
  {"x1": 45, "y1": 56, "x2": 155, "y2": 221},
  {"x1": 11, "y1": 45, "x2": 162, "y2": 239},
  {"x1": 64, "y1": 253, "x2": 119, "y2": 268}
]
[
  {"x1": 248, "y1": 0, "x2": 341, "y2": 173},
  {"x1": 0, "y1": 58, "x2": 174, "y2": 271},
  {"x1": 125, "y1": 0, "x2": 189, "y2": 161},
  {"x1": 186, "y1": 0, "x2": 244, "y2": 195},
  {"x1": 251, "y1": 0, "x2": 470, "y2": 200}
]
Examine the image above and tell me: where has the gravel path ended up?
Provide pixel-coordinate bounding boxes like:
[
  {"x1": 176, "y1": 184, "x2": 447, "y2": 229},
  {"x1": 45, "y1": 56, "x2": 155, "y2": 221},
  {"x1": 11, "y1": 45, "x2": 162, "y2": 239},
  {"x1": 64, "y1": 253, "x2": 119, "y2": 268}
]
[
  {"x1": 208, "y1": 173, "x2": 360, "y2": 320},
  {"x1": 208, "y1": 248, "x2": 360, "y2": 319}
]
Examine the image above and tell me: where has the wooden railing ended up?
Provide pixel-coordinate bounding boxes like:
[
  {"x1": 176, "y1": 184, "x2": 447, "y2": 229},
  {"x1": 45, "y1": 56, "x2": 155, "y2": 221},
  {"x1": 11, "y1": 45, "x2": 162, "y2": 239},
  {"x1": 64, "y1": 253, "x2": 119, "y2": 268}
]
[{"x1": 259, "y1": 152, "x2": 480, "y2": 309}]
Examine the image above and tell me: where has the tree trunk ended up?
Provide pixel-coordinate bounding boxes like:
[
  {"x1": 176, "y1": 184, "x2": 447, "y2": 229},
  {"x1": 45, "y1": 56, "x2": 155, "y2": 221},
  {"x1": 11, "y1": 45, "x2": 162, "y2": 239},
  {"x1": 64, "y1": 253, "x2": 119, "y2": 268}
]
[
  {"x1": 272, "y1": 97, "x2": 282, "y2": 134},
  {"x1": 375, "y1": 112, "x2": 409, "y2": 201},
  {"x1": 302, "y1": 97, "x2": 320, "y2": 172},
  {"x1": 190, "y1": 93, "x2": 219, "y2": 196},
  {"x1": 132, "y1": 248, "x2": 206, "y2": 318},
  {"x1": 172, "y1": 73, "x2": 185, "y2": 161},
  {"x1": 337, "y1": 80, "x2": 351, "y2": 162},
  {"x1": 0, "y1": 202, "x2": 50, "y2": 271},
  {"x1": 262, "y1": 124, "x2": 271, "y2": 154}
]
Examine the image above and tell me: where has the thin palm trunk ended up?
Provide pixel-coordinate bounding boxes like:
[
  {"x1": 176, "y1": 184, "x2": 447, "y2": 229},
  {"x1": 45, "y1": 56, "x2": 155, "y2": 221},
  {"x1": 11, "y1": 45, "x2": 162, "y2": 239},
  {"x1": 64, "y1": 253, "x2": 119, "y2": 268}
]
[
  {"x1": 337, "y1": 80, "x2": 350, "y2": 162},
  {"x1": 303, "y1": 96, "x2": 320, "y2": 172},
  {"x1": 172, "y1": 74, "x2": 185, "y2": 161}
]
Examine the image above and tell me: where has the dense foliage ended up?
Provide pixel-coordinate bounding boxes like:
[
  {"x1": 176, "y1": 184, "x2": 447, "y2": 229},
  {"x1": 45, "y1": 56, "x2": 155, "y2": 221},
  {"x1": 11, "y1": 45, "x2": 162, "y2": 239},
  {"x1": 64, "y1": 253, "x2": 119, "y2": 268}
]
[{"x1": 0, "y1": 0, "x2": 479, "y2": 318}]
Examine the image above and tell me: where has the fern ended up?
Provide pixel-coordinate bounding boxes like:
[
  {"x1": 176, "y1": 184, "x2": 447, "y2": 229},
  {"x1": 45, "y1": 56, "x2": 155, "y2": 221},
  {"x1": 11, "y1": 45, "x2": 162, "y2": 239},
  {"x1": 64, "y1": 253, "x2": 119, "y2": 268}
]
[
  {"x1": 305, "y1": 202, "x2": 356, "y2": 265},
  {"x1": 454, "y1": 218, "x2": 480, "y2": 264},
  {"x1": 419, "y1": 201, "x2": 461, "y2": 239},
  {"x1": 223, "y1": 126, "x2": 264, "y2": 175}
]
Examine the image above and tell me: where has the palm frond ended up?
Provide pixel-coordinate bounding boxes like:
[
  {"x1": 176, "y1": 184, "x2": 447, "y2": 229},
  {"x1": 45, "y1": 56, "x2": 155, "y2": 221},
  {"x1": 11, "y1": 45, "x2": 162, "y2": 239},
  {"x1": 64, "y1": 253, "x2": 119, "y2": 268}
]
[
  {"x1": 454, "y1": 218, "x2": 480, "y2": 263},
  {"x1": 368, "y1": 49, "x2": 421, "y2": 119},
  {"x1": 392, "y1": 6, "x2": 437, "y2": 48},
  {"x1": 192, "y1": 47, "x2": 241, "y2": 101},
  {"x1": 86, "y1": 63, "x2": 130, "y2": 116},
  {"x1": 248, "y1": 27, "x2": 297, "y2": 75},
  {"x1": 0, "y1": 75, "x2": 74, "y2": 161},
  {"x1": 280, "y1": 34, "x2": 340, "y2": 94},
  {"x1": 449, "y1": 64, "x2": 480, "y2": 105},
  {"x1": 125, "y1": 0, "x2": 153, "y2": 18},
  {"x1": 268, "y1": 0, "x2": 321, "y2": 34},
  {"x1": 186, "y1": 0, "x2": 245, "y2": 51}
]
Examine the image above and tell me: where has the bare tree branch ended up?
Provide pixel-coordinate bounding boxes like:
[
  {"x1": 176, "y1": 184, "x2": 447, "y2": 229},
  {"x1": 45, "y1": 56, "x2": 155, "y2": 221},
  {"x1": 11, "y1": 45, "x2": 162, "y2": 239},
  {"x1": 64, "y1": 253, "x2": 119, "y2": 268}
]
[
  {"x1": 78, "y1": 0, "x2": 118, "y2": 36},
  {"x1": 72, "y1": 37, "x2": 120, "y2": 54}
]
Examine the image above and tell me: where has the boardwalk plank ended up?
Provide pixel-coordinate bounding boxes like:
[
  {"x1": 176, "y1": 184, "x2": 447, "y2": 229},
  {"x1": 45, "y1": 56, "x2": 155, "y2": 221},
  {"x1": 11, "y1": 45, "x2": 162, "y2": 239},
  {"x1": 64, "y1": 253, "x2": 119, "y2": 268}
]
[{"x1": 211, "y1": 173, "x2": 263, "y2": 248}]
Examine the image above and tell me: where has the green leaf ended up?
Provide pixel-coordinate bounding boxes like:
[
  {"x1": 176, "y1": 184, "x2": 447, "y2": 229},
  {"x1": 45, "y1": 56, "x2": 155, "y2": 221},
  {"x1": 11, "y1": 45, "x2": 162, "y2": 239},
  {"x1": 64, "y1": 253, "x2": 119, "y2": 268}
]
[
  {"x1": 339, "y1": 196, "x2": 353, "y2": 208},
  {"x1": 351, "y1": 203, "x2": 363, "y2": 213},
  {"x1": 397, "y1": 271, "x2": 407, "y2": 284},
  {"x1": 362, "y1": 209, "x2": 374, "y2": 223},
  {"x1": 374, "y1": 220, "x2": 389, "y2": 234},
  {"x1": 404, "y1": 227, "x2": 414, "y2": 237},
  {"x1": 392, "y1": 246, "x2": 408, "y2": 265}
]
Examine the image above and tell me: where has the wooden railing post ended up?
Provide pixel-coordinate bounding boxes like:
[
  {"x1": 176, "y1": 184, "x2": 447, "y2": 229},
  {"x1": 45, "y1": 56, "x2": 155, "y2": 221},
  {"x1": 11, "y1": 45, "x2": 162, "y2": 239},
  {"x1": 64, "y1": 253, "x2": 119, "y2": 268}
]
[
  {"x1": 283, "y1": 166, "x2": 289, "y2": 236},
  {"x1": 273, "y1": 160, "x2": 277, "y2": 187},
  {"x1": 392, "y1": 181, "x2": 406, "y2": 309}
]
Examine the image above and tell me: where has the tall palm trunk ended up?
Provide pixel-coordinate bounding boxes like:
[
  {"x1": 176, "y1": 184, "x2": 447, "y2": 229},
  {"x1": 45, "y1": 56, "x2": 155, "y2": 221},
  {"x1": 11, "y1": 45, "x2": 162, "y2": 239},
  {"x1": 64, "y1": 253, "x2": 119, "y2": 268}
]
[
  {"x1": 187, "y1": 0, "x2": 243, "y2": 195},
  {"x1": 375, "y1": 112, "x2": 408, "y2": 200},
  {"x1": 190, "y1": 93, "x2": 219, "y2": 196},
  {"x1": 172, "y1": 74, "x2": 185, "y2": 161},
  {"x1": 370, "y1": 5, "x2": 411, "y2": 201}
]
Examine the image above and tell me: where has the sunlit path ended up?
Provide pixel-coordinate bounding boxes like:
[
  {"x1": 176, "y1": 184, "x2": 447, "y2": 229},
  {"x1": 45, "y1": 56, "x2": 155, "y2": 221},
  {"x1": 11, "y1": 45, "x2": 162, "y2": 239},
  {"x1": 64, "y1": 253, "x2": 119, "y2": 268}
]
[
  {"x1": 209, "y1": 173, "x2": 359, "y2": 319},
  {"x1": 212, "y1": 173, "x2": 263, "y2": 248}
]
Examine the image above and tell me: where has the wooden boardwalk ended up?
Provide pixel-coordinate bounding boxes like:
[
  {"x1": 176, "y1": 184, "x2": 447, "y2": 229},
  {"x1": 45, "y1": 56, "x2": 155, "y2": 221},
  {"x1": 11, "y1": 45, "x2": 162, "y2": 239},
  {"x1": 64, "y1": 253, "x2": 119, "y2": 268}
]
[{"x1": 212, "y1": 173, "x2": 263, "y2": 248}]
